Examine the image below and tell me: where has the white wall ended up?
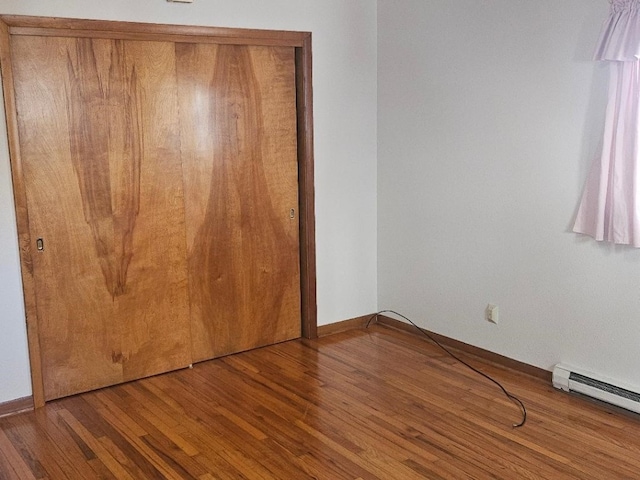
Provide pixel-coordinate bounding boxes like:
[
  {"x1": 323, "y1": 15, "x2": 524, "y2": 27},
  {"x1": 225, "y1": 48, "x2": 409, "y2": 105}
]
[
  {"x1": 0, "y1": 84, "x2": 31, "y2": 404},
  {"x1": 378, "y1": 0, "x2": 640, "y2": 388},
  {"x1": 0, "y1": 0, "x2": 378, "y2": 403}
]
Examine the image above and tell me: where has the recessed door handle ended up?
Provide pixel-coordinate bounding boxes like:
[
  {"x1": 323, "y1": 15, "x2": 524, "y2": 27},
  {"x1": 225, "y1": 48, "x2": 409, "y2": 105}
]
[{"x1": 36, "y1": 238, "x2": 44, "y2": 251}]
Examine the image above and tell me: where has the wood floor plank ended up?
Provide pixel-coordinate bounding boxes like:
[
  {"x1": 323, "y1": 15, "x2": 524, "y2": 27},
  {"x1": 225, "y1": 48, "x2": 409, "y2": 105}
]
[
  {"x1": 57, "y1": 409, "x2": 136, "y2": 480},
  {"x1": 2, "y1": 324, "x2": 640, "y2": 479},
  {"x1": 0, "y1": 449, "x2": 21, "y2": 480},
  {"x1": 2, "y1": 412, "x2": 84, "y2": 479},
  {"x1": 35, "y1": 403, "x2": 116, "y2": 479},
  {"x1": 0, "y1": 429, "x2": 36, "y2": 480},
  {"x1": 79, "y1": 396, "x2": 187, "y2": 480},
  {"x1": 117, "y1": 384, "x2": 200, "y2": 456}
]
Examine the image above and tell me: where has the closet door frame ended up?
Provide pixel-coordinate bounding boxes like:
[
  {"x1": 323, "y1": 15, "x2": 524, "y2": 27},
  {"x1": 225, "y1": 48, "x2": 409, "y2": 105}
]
[{"x1": 0, "y1": 15, "x2": 317, "y2": 408}]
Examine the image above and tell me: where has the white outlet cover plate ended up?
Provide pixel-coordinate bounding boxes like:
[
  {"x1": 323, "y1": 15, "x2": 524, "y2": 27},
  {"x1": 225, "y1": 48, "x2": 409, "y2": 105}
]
[{"x1": 485, "y1": 304, "x2": 498, "y2": 324}]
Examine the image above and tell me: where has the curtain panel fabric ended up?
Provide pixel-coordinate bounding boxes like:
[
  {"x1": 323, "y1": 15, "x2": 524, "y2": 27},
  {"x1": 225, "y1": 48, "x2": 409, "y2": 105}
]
[{"x1": 573, "y1": 0, "x2": 640, "y2": 246}]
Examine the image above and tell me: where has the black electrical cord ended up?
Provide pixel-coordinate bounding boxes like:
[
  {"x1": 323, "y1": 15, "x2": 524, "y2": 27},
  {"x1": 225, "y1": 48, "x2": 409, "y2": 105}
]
[{"x1": 366, "y1": 309, "x2": 527, "y2": 428}]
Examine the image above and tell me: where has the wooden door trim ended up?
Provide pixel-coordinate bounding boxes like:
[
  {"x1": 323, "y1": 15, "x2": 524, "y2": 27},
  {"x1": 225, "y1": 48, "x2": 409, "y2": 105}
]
[
  {"x1": 0, "y1": 16, "x2": 317, "y2": 408},
  {"x1": 2, "y1": 15, "x2": 306, "y2": 46},
  {"x1": 296, "y1": 35, "x2": 318, "y2": 340}
]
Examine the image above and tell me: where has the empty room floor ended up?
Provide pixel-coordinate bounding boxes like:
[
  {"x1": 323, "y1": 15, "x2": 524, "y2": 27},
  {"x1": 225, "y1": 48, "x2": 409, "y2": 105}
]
[{"x1": 1, "y1": 323, "x2": 639, "y2": 479}]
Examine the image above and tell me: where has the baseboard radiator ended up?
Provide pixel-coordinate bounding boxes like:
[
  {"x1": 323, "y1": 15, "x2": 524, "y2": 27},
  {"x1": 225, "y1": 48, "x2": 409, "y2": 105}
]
[{"x1": 552, "y1": 364, "x2": 640, "y2": 414}]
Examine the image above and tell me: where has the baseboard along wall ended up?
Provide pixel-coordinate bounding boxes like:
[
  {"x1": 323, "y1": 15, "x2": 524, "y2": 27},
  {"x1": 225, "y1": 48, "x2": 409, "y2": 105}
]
[
  {"x1": 0, "y1": 396, "x2": 33, "y2": 418},
  {"x1": 320, "y1": 313, "x2": 551, "y2": 382},
  {"x1": 316, "y1": 314, "x2": 374, "y2": 337}
]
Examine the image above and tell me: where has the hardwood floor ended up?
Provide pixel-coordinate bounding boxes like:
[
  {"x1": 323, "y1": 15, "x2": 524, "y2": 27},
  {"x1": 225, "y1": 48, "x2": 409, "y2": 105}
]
[{"x1": 1, "y1": 323, "x2": 640, "y2": 479}]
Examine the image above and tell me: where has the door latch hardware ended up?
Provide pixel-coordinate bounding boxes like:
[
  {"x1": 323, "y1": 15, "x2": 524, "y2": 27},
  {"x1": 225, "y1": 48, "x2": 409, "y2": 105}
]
[{"x1": 36, "y1": 238, "x2": 44, "y2": 251}]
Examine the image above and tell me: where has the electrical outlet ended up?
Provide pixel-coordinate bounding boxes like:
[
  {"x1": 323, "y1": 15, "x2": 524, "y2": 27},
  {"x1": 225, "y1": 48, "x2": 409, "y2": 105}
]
[{"x1": 485, "y1": 304, "x2": 498, "y2": 324}]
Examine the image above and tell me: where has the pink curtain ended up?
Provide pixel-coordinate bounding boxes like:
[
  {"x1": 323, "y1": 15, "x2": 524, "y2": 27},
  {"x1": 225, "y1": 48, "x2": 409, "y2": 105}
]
[{"x1": 573, "y1": 0, "x2": 640, "y2": 246}]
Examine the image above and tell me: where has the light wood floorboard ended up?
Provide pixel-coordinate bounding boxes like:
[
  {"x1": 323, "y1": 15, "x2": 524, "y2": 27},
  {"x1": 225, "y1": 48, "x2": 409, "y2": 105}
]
[{"x1": 1, "y1": 324, "x2": 639, "y2": 479}]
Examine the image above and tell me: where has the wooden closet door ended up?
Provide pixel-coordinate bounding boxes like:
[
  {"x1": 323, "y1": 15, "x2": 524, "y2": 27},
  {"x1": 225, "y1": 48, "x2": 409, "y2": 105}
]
[
  {"x1": 176, "y1": 44, "x2": 301, "y2": 361},
  {"x1": 11, "y1": 36, "x2": 192, "y2": 400}
]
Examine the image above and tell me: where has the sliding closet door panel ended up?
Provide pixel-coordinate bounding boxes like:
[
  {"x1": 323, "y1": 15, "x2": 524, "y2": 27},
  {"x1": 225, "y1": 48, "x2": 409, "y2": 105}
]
[
  {"x1": 177, "y1": 44, "x2": 301, "y2": 361},
  {"x1": 11, "y1": 36, "x2": 191, "y2": 400},
  {"x1": 112, "y1": 40, "x2": 191, "y2": 383},
  {"x1": 12, "y1": 36, "x2": 119, "y2": 399}
]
